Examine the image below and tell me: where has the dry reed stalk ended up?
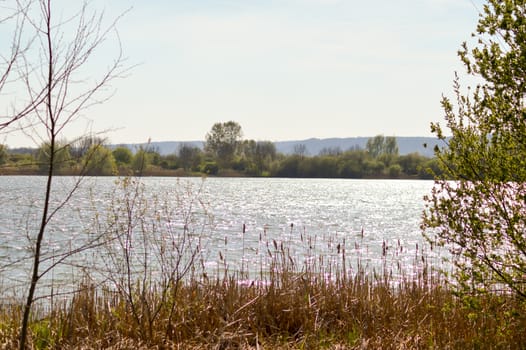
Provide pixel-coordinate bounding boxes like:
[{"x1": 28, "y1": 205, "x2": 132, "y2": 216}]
[{"x1": 1, "y1": 233, "x2": 526, "y2": 348}]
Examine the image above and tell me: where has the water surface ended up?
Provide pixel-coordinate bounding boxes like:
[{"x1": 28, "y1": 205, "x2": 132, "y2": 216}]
[{"x1": 0, "y1": 176, "x2": 441, "y2": 298}]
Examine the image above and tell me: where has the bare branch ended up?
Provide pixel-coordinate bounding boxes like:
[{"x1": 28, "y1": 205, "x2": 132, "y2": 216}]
[{"x1": 10, "y1": 1, "x2": 131, "y2": 348}]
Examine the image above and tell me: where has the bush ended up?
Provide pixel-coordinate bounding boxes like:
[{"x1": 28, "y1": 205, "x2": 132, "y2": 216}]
[{"x1": 201, "y1": 161, "x2": 219, "y2": 175}]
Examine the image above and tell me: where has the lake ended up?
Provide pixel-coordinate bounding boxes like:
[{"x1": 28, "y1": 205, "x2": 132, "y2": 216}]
[{"x1": 0, "y1": 176, "x2": 443, "y2": 299}]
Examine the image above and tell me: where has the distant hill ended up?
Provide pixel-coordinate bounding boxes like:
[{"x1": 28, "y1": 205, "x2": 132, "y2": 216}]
[
  {"x1": 273, "y1": 137, "x2": 443, "y2": 157},
  {"x1": 111, "y1": 141, "x2": 204, "y2": 155},
  {"x1": 115, "y1": 137, "x2": 444, "y2": 158}
]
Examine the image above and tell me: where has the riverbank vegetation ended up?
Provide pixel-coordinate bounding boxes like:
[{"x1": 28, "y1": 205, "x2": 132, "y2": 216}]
[
  {"x1": 0, "y1": 133, "x2": 440, "y2": 179},
  {"x1": 0, "y1": 244, "x2": 525, "y2": 349},
  {"x1": 2, "y1": 0, "x2": 526, "y2": 348},
  {"x1": 422, "y1": 0, "x2": 526, "y2": 300},
  {"x1": 0, "y1": 174, "x2": 523, "y2": 349}
]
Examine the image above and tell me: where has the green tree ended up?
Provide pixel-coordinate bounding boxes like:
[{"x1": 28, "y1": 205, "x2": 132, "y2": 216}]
[
  {"x1": 0, "y1": 144, "x2": 7, "y2": 165},
  {"x1": 275, "y1": 155, "x2": 302, "y2": 177},
  {"x1": 384, "y1": 136, "x2": 398, "y2": 156},
  {"x1": 255, "y1": 141, "x2": 277, "y2": 175},
  {"x1": 293, "y1": 143, "x2": 308, "y2": 157},
  {"x1": 419, "y1": 158, "x2": 441, "y2": 179},
  {"x1": 338, "y1": 149, "x2": 368, "y2": 178},
  {"x1": 319, "y1": 146, "x2": 342, "y2": 156},
  {"x1": 311, "y1": 156, "x2": 339, "y2": 178},
  {"x1": 201, "y1": 161, "x2": 219, "y2": 175},
  {"x1": 398, "y1": 153, "x2": 427, "y2": 176},
  {"x1": 112, "y1": 146, "x2": 133, "y2": 165},
  {"x1": 387, "y1": 164, "x2": 402, "y2": 178},
  {"x1": 70, "y1": 135, "x2": 107, "y2": 159},
  {"x1": 37, "y1": 141, "x2": 72, "y2": 174},
  {"x1": 159, "y1": 153, "x2": 178, "y2": 169},
  {"x1": 204, "y1": 121, "x2": 243, "y2": 168},
  {"x1": 132, "y1": 147, "x2": 152, "y2": 174},
  {"x1": 241, "y1": 140, "x2": 276, "y2": 175},
  {"x1": 366, "y1": 135, "x2": 398, "y2": 162},
  {"x1": 423, "y1": 0, "x2": 526, "y2": 298},
  {"x1": 8, "y1": 152, "x2": 34, "y2": 167},
  {"x1": 82, "y1": 145, "x2": 117, "y2": 175},
  {"x1": 363, "y1": 158, "x2": 384, "y2": 176},
  {"x1": 366, "y1": 135, "x2": 385, "y2": 158},
  {"x1": 146, "y1": 147, "x2": 161, "y2": 166},
  {"x1": 178, "y1": 143, "x2": 202, "y2": 171}
]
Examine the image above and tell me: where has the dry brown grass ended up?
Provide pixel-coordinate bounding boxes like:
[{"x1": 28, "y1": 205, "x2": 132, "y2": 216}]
[{"x1": 1, "y1": 248, "x2": 525, "y2": 350}]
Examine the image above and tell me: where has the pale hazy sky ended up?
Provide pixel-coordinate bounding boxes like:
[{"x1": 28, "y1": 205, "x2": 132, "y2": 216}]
[{"x1": 3, "y1": 0, "x2": 484, "y2": 147}]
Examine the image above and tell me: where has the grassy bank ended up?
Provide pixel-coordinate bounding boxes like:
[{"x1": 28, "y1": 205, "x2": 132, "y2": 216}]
[
  {"x1": 1, "y1": 175, "x2": 524, "y2": 349},
  {"x1": 1, "y1": 257, "x2": 525, "y2": 349}
]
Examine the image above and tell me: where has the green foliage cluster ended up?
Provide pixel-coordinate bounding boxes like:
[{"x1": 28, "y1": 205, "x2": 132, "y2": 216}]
[
  {"x1": 0, "y1": 144, "x2": 7, "y2": 166},
  {"x1": 199, "y1": 122, "x2": 438, "y2": 178},
  {"x1": 204, "y1": 121, "x2": 243, "y2": 168},
  {"x1": 273, "y1": 148, "x2": 438, "y2": 179},
  {"x1": 0, "y1": 132, "x2": 438, "y2": 178},
  {"x1": 423, "y1": 0, "x2": 526, "y2": 299}
]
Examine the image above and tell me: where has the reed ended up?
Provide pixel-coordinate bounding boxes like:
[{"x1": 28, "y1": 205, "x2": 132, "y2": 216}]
[{"x1": 0, "y1": 235, "x2": 525, "y2": 350}]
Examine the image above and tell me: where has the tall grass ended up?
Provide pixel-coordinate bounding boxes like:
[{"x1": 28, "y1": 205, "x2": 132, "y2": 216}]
[
  {"x1": 1, "y1": 236, "x2": 525, "y2": 349},
  {"x1": 1, "y1": 177, "x2": 524, "y2": 348}
]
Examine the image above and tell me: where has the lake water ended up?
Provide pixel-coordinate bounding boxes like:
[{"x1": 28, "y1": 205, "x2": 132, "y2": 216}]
[{"x1": 0, "y1": 176, "x2": 443, "y2": 299}]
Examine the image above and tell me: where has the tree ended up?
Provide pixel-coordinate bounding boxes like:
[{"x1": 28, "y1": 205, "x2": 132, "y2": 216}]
[
  {"x1": 363, "y1": 158, "x2": 385, "y2": 176},
  {"x1": 5, "y1": 1, "x2": 127, "y2": 348},
  {"x1": 366, "y1": 135, "x2": 398, "y2": 158},
  {"x1": 398, "y1": 152, "x2": 427, "y2": 176},
  {"x1": 293, "y1": 143, "x2": 308, "y2": 157},
  {"x1": 132, "y1": 147, "x2": 152, "y2": 173},
  {"x1": 239, "y1": 140, "x2": 276, "y2": 175},
  {"x1": 366, "y1": 135, "x2": 399, "y2": 168},
  {"x1": 319, "y1": 146, "x2": 342, "y2": 156},
  {"x1": 70, "y1": 135, "x2": 108, "y2": 159},
  {"x1": 204, "y1": 121, "x2": 243, "y2": 168},
  {"x1": 96, "y1": 177, "x2": 206, "y2": 343},
  {"x1": 36, "y1": 141, "x2": 72, "y2": 174},
  {"x1": 387, "y1": 163, "x2": 402, "y2": 178},
  {"x1": 0, "y1": 144, "x2": 7, "y2": 165},
  {"x1": 82, "y1": 145, "x2": 117, "y2": 175},
  {"x1": 366, "y1": 135, "x2": 385, "y2": 158},
  {"x1": 147, "y1": 148, "x2": 161, "y2": 166},
  {"x1": 384, "y1": 136, "x2": 399, "y2": 156},
  {"x1": 254, "y1": 141, "x2": 277, "y2": 174},
  {"x1": 338, "y1": 149, "x2": 368, "y2": 178},
  {"x1": 275, "y1": 155, "x2": 301, "y2": 177},
  {"x1": 423, "y1": 0, "x2": 526, "y2": 298},
  {"x1": 201, "y1": 160, "x2": 219, "y2": 175},
  {"x1": 178, "y1": 143, "x2": 202, "y2": 171},
  {"x1": 112, "y1": 146, "x2": 133, "y2": 165}
]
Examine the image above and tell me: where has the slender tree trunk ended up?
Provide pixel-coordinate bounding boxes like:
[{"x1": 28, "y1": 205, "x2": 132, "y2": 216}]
[
  {"x1": 19, "y1": 150, "x2": 54, "y2": 349},
  {"x1": 19, "y1": 2, "x2": 54, "y2": 348}
]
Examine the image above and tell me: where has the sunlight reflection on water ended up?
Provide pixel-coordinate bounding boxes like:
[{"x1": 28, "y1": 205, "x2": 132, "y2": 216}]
[{"x1": 0, "y1": 176, "x2": 445, "y2": 300}]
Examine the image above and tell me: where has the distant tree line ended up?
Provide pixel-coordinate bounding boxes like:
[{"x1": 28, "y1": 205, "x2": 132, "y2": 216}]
[{"x1": 0, "y1": 122, "x2": 440, "y2": 178}]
